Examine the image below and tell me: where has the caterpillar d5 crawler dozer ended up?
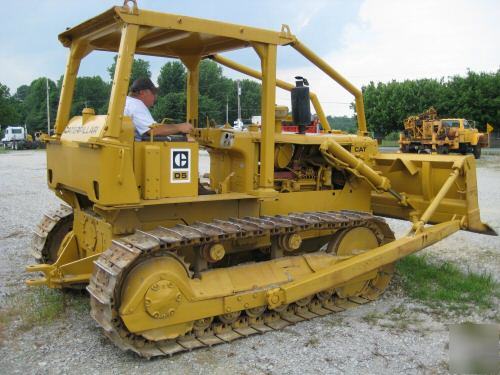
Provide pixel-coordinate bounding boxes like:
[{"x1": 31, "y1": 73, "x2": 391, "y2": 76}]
[{"x1": 27, "y1": 1, "x2": 496, "y2": 358}]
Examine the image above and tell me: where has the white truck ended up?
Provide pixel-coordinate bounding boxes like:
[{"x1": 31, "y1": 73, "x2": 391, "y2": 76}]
[{"x1": 1, "y1": 126, "x2": 43, "y2": 150}]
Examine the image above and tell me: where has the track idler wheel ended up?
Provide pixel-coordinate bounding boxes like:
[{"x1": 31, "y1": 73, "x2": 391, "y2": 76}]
[
  {"x1": 327, "y1": 226, "x2": 394, "y2": 301},
  {"x1": 117, "y1": 254, "x2": 195, "y2": 341},
  {"x1": 32, "y1": 205, "x2": 73, "y2": 264}
]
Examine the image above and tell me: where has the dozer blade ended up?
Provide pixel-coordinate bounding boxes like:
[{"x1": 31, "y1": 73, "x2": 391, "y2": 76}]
[{"x1": 371, "y1": 153, "x2": 496, "y2": 236}]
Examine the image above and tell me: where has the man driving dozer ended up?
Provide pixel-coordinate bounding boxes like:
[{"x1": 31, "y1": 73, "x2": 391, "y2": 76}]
[{"x1": 124, "y1": 77, "x2": 193, "y2": 140}]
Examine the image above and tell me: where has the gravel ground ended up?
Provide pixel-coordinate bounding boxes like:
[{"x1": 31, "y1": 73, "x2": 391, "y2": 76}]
[{"x1": 0, "y1": 150, "x2": 498, "y2": 375}]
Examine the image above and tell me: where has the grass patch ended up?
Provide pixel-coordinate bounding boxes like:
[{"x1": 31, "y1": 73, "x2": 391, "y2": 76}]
[
  {"x1": 0, "y1": 148, "x2": 9, "y2": 154},
  {"x1": 362, "y1": 311, "x2": 384, "y2": 324},
  {"x1": 397, "y1": 255, "x2": 500, "y2": 311},
  {"x1": 364, "y1": 305, "x2": 425, "y2": 330},
  {"x1": 0, "y1": 288, "x2": 88, "y2": 332}
]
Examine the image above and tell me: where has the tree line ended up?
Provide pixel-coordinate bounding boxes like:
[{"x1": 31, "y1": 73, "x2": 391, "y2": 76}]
[
  {"x1": 0, "y1": 59, "x2": 498, "y2": 137},
  {"x1": 360, "y1": 70, "x2": 500, "y2": 137},
  {"x1": 0, "y1": 57, "x2": 263, "y2": 133}
]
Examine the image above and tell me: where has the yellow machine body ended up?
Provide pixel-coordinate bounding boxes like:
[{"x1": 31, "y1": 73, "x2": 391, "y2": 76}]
[
  {"x1": 399, "y1": 107, "x2": 489, "y2": 158},
  {"x1": 26, "y1": 2, "x2": 495, "y2": 357}
]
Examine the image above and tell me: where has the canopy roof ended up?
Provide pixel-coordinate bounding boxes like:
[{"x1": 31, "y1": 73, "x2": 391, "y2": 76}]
[{"x1": 58, "y1": 6, "x2": 296, "y2": 58}]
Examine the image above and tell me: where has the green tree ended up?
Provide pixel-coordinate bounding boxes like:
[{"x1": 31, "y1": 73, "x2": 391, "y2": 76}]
[
  {"x1": 199, "y1": 60, "x2": 226, "y2": 98},
  {"x1": 107, "y1": 55, "x2": 152, "y2": 86},
  {"x1": 327, "y1": 115, "x2": 356, "y2": 133},
  {"x1": 157, "y1": 61, "x2": 186, "y2": 95},
  {"x1": 359, "y1": 70, "x2": 500, "y2": 136},
  {"x1": 199, "y1": 95, "x2": 221, "y2": 125},
  {"x1": 442, "y1": 70, "x2": 500, "y2": 130},
  {"x1": 70, "y1": 76, "x2": 111, "y2": 116},
  {"x1": 199, "y1": 60, "x2": 232, "y2": 123},
  {"x1": 238, "y1": 79, "x2": 261, "y2": 121},
  {"x1": 151, "y1": 92, "x2": 220, "y2": 126},
  {"x1": 0, "y1": 83, "x2": 22, "y2": 126},
  {"x1": 14, "y1": 85, "x2": 30, "y2": 102},
  {"x1": 22, "y1": 78, "x2": 58, "y2": 132},
  {"x1": 361, "y1": 78, "x2": 444, "y2": 136},
  {"x1": 154, "y1": 59, "x2": 262, "y2": 125},
  {"x1": 151, "y1": 92, "x2": 186, "y2": 122}
]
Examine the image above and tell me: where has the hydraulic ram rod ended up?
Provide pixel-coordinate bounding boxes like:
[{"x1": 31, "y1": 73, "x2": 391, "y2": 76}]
[
  {"x1": 320, "y1": 140, "x2": 408, "y2": 205},
  {"x1": 320, "y1": 140, "x2": 390, "y2": 190}
]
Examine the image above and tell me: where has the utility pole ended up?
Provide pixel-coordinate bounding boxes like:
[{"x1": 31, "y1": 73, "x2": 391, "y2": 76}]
[
  {"x1": 226, "y1": 96, "x2": 229, "y2": 124},
  {"x1": 237, "y1": 80, "x2": 241, "y2": 125},
  {"x1": 46, "y1": 78, "x2": 51, "y2": 135}
]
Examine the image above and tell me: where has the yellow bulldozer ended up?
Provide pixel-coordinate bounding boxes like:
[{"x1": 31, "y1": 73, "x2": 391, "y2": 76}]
[
  {"x1": 399, "y1": 107, "x2": 490, "y2": 159},
  {"x1": 26, "y1": 1, "x2": 495, "y2": 358}
]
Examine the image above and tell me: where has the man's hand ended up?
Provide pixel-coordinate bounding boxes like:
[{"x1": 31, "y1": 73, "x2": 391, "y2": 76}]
[
  {"x1": 148, "y1": 122, "x2": 194, "y2": 137},
  {"x1": 175, "y1": 122, "x2": 194, "y2": 134}
]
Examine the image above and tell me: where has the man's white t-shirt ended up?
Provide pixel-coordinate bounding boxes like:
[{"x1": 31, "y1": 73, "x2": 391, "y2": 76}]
[{"x1": 124, "y1": 96, "x2": 155, "y2": 140}]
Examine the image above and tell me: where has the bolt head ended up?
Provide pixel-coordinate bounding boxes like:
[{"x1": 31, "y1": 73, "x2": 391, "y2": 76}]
[
  {"x1": 209, "y1": 244, "x2": 225, "y2": 261},
  {"x1": 288, "y1": 233, "x2": 302, "y2": 250}
]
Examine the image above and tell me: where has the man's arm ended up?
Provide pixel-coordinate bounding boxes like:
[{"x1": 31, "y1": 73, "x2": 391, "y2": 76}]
[{"x1": 147, "y1": 122, "x2": 194, "y2": 136}]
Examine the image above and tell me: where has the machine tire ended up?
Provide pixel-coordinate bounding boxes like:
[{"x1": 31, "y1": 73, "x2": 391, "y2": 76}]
[
  {"x1": 437, "y1": 145, "x2": 449, "y2": 155},
  {"x1": 459, "y1": 143, "x2": 468, "y2": 155},
  {"x1": 473, "y1": 146, "x2": 481, "y2": 159},
  {"x1": 418, "y1": 148, "x2": 431, "y2": 154},
  {"x1": 408, "y1": 144, "x2": 418, "y2": 153}
]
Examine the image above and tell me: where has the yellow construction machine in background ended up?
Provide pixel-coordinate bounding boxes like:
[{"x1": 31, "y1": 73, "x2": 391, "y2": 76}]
[
  {"x1": 26, "y1": 1, "x2": 495, "y2": 358},
  {"x1": 399, "y1": 107, "x2": 490, "y2": 158}
]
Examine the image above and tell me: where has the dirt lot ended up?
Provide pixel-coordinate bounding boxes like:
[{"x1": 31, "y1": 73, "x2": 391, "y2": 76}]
[{"x1": 0, "y1": 150, "x2": 498, "y2": 374}]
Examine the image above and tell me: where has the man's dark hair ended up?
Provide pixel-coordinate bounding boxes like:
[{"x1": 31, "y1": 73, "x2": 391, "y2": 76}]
[{"x1": 129, "y1": 77, "x2": 158, "y2": 95}]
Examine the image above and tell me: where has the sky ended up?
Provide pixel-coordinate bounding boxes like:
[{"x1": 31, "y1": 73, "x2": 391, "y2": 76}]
[{"x1": 1, "y1": 0, "x2": 499, "y2": 117}]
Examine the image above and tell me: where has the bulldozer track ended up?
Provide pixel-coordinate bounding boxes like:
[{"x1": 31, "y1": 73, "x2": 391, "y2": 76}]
[
  {"x1": 87, "y1": 210, "x2": 395, "y2": 358},
  {"x1": 31, "y1": 204, "x2": 73, "y2": 263}
]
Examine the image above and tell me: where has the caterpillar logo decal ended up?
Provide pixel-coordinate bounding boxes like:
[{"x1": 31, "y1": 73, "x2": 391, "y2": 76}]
[
  {"x1": 171, "y1": 149, "x2": 191, "y2": 183},
  {"x1": 352, "y1": 146, "x2": 366, "y2": 153}
]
